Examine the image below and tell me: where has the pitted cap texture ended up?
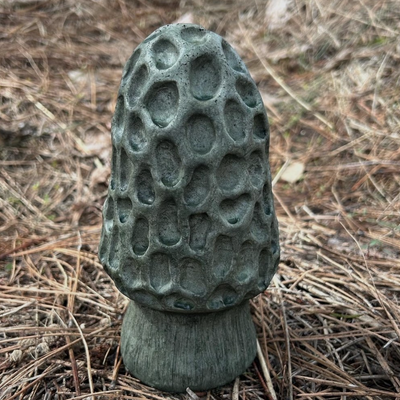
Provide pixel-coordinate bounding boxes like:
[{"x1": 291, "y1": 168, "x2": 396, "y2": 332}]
[{"x1": 99, "y1": 23, "x2": 280, "y2": 313}]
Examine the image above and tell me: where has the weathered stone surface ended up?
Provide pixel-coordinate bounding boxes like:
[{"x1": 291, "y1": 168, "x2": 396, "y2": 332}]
[
  {"x1": 121, "y1": 301, "x2": 257, "y2": 392},
  {"x1": 99, "y1": 23, "x2": 280, "y2": 313},
  {"x1": 99, "y1": 23, "x2": 280, "y2": 392}
]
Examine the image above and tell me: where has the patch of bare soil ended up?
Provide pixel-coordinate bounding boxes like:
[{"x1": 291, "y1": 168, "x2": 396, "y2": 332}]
[{"x1": 1, "y1": 1, "x2": 399, "y2": 399}]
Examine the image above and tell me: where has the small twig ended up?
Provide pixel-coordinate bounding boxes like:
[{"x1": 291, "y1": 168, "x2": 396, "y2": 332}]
[
  {"x1": 69, "y1": 312, "x2": 95, "y2": 399},
  {"x1": 253, "y1": 361, "x2": 274, "y2": 400},
  {"x1": 256, "y1": 340, "x2": 277, "y2": 400},
  {"x1": 110, "y1": 342, "x2": 122, "y2": 390},
  {"x1": 66, "y1": 335, "x2": 81, "y2": 396},
  {"x1": 186, "y1": 387, "x2": 200, "y2": 400},
  {"x1": 272, "y1": 159, "x2": 290, "y2": 188},
  {"x1": 232, "y1": 377, "x2": 240, "y2": 400},
  {"x1": 273, "y1": 276, "x2": 293, "y2": 400}
]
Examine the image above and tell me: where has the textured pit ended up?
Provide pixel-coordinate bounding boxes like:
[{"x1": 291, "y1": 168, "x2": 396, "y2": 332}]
[
  {"x1": 236, "y1": 77, "x2": 258, "y2": 108},
  {"x1": 224, "y1": 100, "x2": 246, "y2": 142},
  {"x1": 122, "y1": 49, "x2": 141, "y2": 86},
  {"x1": 118, "y1": 198, "x2": 132, "y2": 223},
  {"x1": 126, "y1": 114, "x2": 146, "y2": 152},
  {"x1": 250, "y1": 203, "x2": 268, "y2": 242},
  {"x1": 189, "y1": 213, "x2": 211, "y2": 251},
  {"x1": 184, "y1": 165, "x2": 210, "y2": 207},
  {"x1": 104, "y1": 197, "x2": 114, "y2": 232},
  {"x1": 235, "y1": 241, "x2": 257, "y2": 283},
  {"x1": 253, "y1": 113, "x2": 268, "y2": 140},
  {"x1": 109, "y1": 225, "x2": 119, "y2": 270},
  {"x1": 119, "y1": 148, "x2": 130, "y2": 191},
  {"x1": 136, "y1": 168, "x2": 155, "y2": 205},
  {"x1": 220, "y1": 194, "x2": 252, "y2": 226},
  {"x1": 206, "y1": 284, "x2": 238, "y2": 310},
  {"x1": 180, "y1": 258, "x2": 206, "y2": 295},
  {"x1": 112, "y1": 96, "x2": 125, "y2": 143},
  {"x1": 149, "y1": 253, "x2": 171, "y2": 290},
  {"x1": 132, "y1": 217, "x2": 149, "y2": 255},
  {"x1": 146, "y1": 82, "x2": 179, "y2": 127},
  {"x1": 213, "y1": 235, "x2": 234, "y2": 279},
  {"x1": 190, "y1": 54, "x2": 221, "y2": 101},
  {"x1": 181, "y1": 26, "x2": 207, "y2": 43},
  {"x1": 110, "y1": 146, "x2": 117, "y2": 190},
  {"x1": 248, "y1": 151, "x2": 264, "y2": 189},
  {"x1": 158, "y1": 199, "x2": 180, "y2": 246},
  {"x1": 222, "y1": 40, "x2": 245, "y2": 73},
  {"x1": 155, "y1": 140, "x2": 181, "y2": 187},
  {"x1": 262, "y1": 183, "x2": 273, "y2": 216},
  {"x1": 217, "y1": 154, "x2": 246, "y2": 193},
  {"x1": 186, "y1": 114, "x2": 215, "y2": 155},
  {"x1": 127, "y1": 65, "x2": 148, "y2": 107},
  {"x1": 153, "y1": 38, "x2": 179, "y2": 70}
]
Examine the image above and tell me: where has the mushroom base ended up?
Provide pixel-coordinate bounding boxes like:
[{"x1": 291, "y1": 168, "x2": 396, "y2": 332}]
[{"x1": 121, "y1": 300, "x2": 257, "y2": 392}]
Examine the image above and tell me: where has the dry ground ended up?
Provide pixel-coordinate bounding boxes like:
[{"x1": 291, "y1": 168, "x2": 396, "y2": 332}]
[{"x1": 1, "y1": 0, "x2": 400, "y2": 399}]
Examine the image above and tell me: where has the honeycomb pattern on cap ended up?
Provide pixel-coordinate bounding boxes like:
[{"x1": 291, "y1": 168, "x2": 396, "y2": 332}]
[{"x1": 99, "y1": 24, "x2": 280, "y2": 313}]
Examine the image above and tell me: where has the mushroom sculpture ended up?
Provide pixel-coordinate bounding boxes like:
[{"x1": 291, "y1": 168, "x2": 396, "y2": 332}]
[{"x1": 99, "y1": 23, "x2": 280, "y2": 392}]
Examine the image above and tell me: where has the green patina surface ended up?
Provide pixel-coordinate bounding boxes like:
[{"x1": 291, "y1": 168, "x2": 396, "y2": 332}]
[{"x1": 99, "y1": 23, "x2": 280, "y2": 392}]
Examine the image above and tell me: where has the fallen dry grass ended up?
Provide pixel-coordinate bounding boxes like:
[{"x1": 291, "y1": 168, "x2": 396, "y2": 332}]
[{"x1": 1, "y1": 0, "x2": 399, "y2": 399}]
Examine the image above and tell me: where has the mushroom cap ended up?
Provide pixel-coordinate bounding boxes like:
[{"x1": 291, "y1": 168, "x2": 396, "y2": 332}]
[{"x1": 99, "y1": 24, "x2": 280, "y2": 313}]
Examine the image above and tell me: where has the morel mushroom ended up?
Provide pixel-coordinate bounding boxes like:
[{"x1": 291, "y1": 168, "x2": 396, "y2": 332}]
[{"x1": 99, "y1": 23, "x2": 280, "y2": 392}]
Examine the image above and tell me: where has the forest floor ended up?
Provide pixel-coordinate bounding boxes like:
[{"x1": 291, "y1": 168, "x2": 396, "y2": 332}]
[{"x1": 1, "y1": 0, "x2": 400, "y2": 399}]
